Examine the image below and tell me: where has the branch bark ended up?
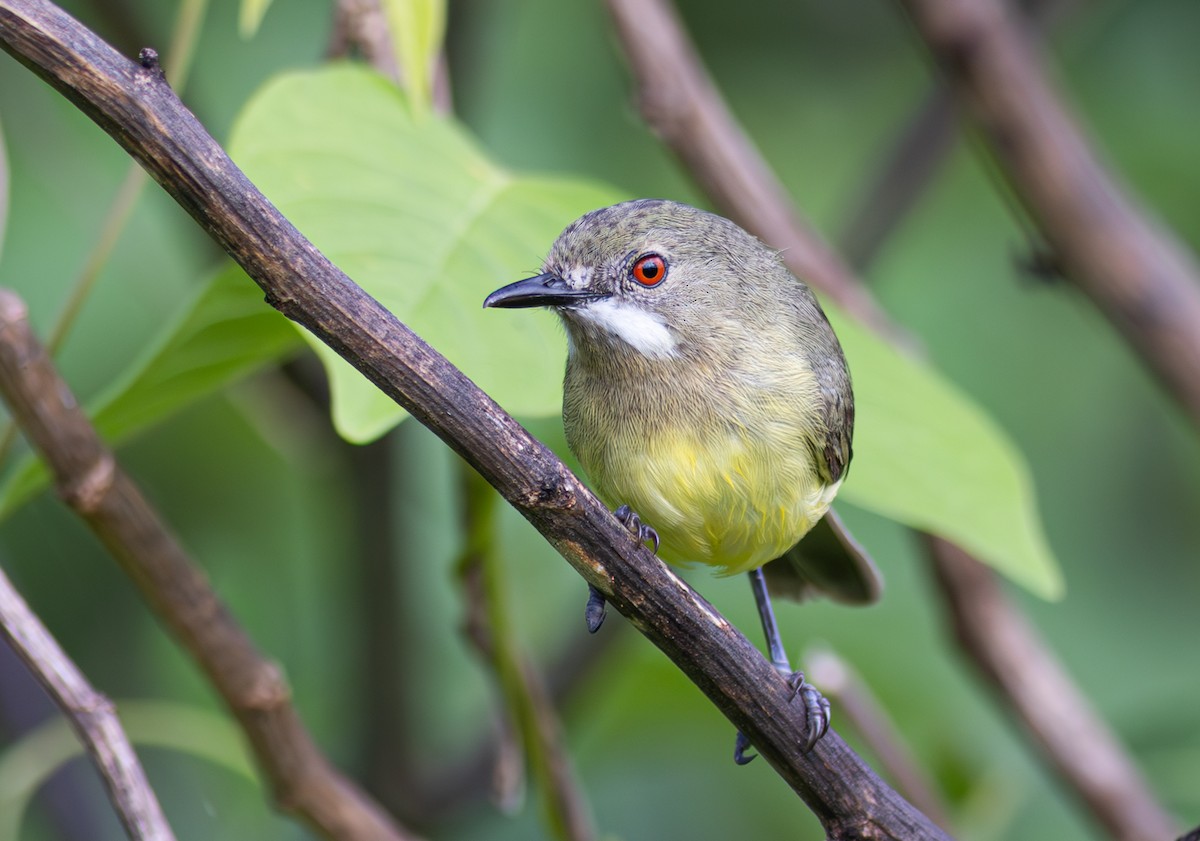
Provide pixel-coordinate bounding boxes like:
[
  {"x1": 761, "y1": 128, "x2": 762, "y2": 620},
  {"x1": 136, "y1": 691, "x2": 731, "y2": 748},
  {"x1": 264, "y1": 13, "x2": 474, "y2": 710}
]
[
  {"x1": 0, "y1": 560, "x2": 175, "y2": 841},
  {"x1": 896, "y1": 0, "x2": 1200, "y2": 431},
  {"x1": 0, "y1": 1, "x2": 948, "y2": 836},
  {"x1": 0, "y1": 289, "x2": 417, "y2": 841}
]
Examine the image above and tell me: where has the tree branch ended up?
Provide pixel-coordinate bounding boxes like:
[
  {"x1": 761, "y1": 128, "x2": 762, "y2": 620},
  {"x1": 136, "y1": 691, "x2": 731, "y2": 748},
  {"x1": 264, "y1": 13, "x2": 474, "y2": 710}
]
[
  {"x1": 602, "y1": 0, "x2": 900, "y2": 341},
  {"x1": 0, "y1": 560, "x2": 175, "y2": 841},
  {"x1": 0, "y1": 1, "x2": 947, "y2": 836},
  {"x1": 896, "y1": 0, "x2": 1200, "y2": 432},
  {"x1": 601, "y1": 1, "x2": 1178, "y2": 838},
  {"x1": 0, "y1": 286, "x2": 417, "y2": 841},
  {"x1": 926, "y1": 538, "x2": 1178, "y2": 841},
  {"x1": 835, "y1": 0, "x2": 1082, "y2": 273}
]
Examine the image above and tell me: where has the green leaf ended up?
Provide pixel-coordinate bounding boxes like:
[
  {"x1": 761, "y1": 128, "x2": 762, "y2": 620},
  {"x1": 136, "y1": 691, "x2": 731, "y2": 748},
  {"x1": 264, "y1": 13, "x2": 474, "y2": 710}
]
[
  {"x1": 228, "y1": 64, "x2": 621, "y2": 442},
  {"x1": 0, "y1": 700, "x2": 257, "y2": 840},
  {"x1": 831, "y1": 309, "x2": 1063, "y2": 599},
  {"x1": 382, "y1": 0, "x2": 446, "y2": 114},
  {"x1": 238, "y1": 0, "x2": 274, "y2": 39},
  {"x1": 226, "y1": 64, "x2": 1060, "y2": 597},
  {"x1": 0, "y1": 265, "x2": 302, "y2": 516}
]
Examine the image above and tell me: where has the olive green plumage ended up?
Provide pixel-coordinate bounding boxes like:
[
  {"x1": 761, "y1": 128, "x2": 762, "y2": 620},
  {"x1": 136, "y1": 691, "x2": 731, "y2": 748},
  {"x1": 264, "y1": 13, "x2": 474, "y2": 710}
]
[{"x1": 488, "y1": 199, "x2": 879, "y2": 603}]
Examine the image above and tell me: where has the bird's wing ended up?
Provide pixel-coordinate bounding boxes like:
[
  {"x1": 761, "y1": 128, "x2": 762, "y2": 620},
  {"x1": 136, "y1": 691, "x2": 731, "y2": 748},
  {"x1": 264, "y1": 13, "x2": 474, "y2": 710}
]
[{"x1": 762, "y1": 507, "x2": 883, "y2": 604}]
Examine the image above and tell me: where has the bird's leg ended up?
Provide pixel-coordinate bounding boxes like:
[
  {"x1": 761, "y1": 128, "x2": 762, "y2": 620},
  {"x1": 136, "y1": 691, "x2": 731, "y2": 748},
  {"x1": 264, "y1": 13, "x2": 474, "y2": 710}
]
[
  {"x1": 583, "y1": 505, "x2": 661, "y2": 634},
  {"x1": 733, "y1": 567, "x2": 831, "y2": 764}
]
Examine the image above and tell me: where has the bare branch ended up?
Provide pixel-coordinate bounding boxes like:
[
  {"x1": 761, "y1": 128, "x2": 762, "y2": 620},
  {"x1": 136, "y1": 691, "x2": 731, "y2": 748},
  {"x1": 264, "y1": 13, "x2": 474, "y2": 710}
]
[
  {"x1": 0, "y1": 286, "x2": 418, "y2": 841},
  {"x1": 836, "y1": 86, "x2": 959, "y2": 274},
  {"x1": 602, "y1": 1, "x2": 1178, "y2": 838},
  {"x1": 927, "y1": 537, "x2": 1178, "y2": 841},
  {"x1": 0, "y1": 557, "x2": 175, "y2": 841},
  {"x1": 602, "y1": 0, "x2": 901, "y2": 341},
  {"x1": 0, "y1": 2, "x2": 948, "y2": 836},
  {"x1": 836, "y1": 0, "x2": 1083, "y2": 272},
  {"x1": 808, "y1": 647, "x2": 952, "y2": 833},
  {"x1": 328, "y1": 0, "x2": 400, "y2": 81},
  {"x1": 897, "y1": 0, "x2": 1200, "y2": 431},
  {"x1": 455, "y1": 465, "x2": 596, "y2": 841}
]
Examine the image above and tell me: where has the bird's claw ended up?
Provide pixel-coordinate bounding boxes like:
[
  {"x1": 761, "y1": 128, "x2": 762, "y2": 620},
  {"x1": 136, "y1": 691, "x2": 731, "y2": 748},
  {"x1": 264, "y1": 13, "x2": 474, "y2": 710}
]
[
  {"x1": 731, "y1": 673, "x2": 829, "y2": 766},
  {"x1": 733, "y1": 731, "x2": 756, "y2": 765},
  {"x1": 583, "y1": 506, "x2": 658, "y2": 634},
  {"x1": 613, "y1": 504, "x2": 660, "y2": 553},
  {"x1": 788, "y1": 671, "x2": 831, "y2": 753}
]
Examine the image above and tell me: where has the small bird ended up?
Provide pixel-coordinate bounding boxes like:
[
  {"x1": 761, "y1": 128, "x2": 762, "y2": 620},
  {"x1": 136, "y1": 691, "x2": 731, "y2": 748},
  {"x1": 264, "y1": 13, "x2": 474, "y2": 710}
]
[{"x1": 484, "y1": 199, "x2": 881, "y2": 758}]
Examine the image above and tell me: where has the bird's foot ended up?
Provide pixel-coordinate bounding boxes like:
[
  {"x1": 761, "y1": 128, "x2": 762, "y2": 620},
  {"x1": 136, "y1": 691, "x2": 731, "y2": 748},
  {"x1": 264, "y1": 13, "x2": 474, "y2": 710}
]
[
  {"x1": 584, "y1": 583, "x2": 607, "y2": 634},
  {"x1": 788, "y1": 671, "x2": 831, "y2": 753},
  {"x1": 583, "y1": 506, "x2": 657, "y2": 634},
  {"x1": 731, "y1": 674, "x2": 829, "y2": 765},
  {"x1": 613, "y1": 504, "x2": 659, "y2": 553}
]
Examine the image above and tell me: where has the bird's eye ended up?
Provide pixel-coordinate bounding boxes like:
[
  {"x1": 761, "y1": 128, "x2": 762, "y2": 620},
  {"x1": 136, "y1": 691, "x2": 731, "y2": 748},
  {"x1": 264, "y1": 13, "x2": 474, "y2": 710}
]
[{"x1": 631, "y1": 253, "x2": 667, "y2": 287}]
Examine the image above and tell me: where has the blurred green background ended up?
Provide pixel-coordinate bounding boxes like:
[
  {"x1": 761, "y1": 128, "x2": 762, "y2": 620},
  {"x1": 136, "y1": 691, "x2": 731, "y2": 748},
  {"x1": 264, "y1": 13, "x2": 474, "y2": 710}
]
[{"x1": 1, "y1": 1, "x2": 1198, "y2": 839}]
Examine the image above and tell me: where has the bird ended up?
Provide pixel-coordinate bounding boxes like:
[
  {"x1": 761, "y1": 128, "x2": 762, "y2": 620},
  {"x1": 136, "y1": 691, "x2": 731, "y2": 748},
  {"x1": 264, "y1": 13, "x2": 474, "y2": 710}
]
[{"x1": 483, "y1": 199, "x2": 881, "y2": 759}]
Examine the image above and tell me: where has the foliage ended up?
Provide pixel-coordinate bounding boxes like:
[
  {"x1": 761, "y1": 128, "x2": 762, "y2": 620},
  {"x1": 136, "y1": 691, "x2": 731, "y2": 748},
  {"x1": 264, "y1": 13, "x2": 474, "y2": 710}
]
[{"x1": 0, "y1": 1, "x2": 1197, "y2": 840}]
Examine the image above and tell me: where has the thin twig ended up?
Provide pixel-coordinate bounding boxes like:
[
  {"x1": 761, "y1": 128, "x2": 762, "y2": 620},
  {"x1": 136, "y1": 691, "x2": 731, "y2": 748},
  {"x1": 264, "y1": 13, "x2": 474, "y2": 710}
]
[
  {"x1": 926, "y1": 537, "x2": 1178, "y2": 841},
  {"x1": 602, "y1": 0, "x2": 899, "y2": 341},
  {"x1": 0, "y1": 4, "x2": 949, "y2": 835},
  {"x1": 602, "y1": 1, "x2": 1177, "y2": 838},
  {"x1": 836, "y1": 86, "x2": 959, "y2": 274},
  {"x1": 835, "y1": 0, "x2": 1082, "y2": 273},
  {"x1": 328, "y1": 0, "x2": 400, "y2": 81},
  {"x1": 0, "y1": 289, "x2": 418, "y2": 841},
  {"x1": 0, "y1": 562, "x2": 176, "y2": 841},
  {"x1": 455, "y1": 464, "x2": 597, "y2": 841},
  {"x1": 403, "y1": 615, "x2": 625, "y2": 823},
  {"x1": 896, "y1": 0, "x2": 1200, "y2": 431},
  {"x1": 807, "y1": 646, "x2": 952, "y2": 832}
]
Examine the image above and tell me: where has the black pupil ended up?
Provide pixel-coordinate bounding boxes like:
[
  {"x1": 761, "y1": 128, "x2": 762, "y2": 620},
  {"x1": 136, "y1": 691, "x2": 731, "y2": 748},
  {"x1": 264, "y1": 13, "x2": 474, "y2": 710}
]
[{"x1": 641, "y1": 259, "x2": 660, "y2": 279}]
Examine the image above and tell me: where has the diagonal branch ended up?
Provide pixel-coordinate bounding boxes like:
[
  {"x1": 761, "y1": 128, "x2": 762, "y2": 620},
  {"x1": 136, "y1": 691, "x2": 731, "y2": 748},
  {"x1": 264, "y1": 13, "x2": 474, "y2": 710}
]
[
  {"x1": 602, "y1": 0, "x2": 899, "y2": 341},
  {"x1": 0, "y1": 1, "x2": 947, "y2": 836},
  {"x1": 601, "y1": 1, "x2": 1178, "y2": 839},
  {"x1": 0, "y1": 559, "x2": 176, "y2": 841},
  {"x1": 0, "y1": 287, "x2": 417, "y2": 841},
  {"x1": 896, "y1": 0, "x2": 1200, "y2": 431},
  {"x1": 927, "y1": 537, "x2": 1178, "y2": 841}
]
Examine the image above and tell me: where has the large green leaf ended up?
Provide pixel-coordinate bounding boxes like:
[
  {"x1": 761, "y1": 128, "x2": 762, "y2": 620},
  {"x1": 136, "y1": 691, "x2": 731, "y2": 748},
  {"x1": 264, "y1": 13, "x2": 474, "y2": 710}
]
[
  {"x1": 0, "y1": 265, "x2": 302, "y2": 516},
  {"x1": 832, "y1": 310, "x2": 1062, "y2": 598},
  {"x1": 228, "y1": 64, "x2": 620, "y2": 442},
  {"x1": 227, "y1": 64, "x2": 1060, "y2": 597}
]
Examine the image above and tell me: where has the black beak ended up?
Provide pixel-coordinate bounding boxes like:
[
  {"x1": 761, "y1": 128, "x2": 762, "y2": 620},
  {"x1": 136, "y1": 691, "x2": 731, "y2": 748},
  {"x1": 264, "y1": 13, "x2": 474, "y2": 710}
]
[{"x1": 483, "y1": 273, "x2": 607, "y2": 309}]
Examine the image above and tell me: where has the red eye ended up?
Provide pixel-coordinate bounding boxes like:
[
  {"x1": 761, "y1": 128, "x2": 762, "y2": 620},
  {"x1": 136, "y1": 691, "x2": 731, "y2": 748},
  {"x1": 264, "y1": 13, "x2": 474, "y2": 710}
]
[{"x1": 631, "y1": 253, "x2": 667, "y2": 287}]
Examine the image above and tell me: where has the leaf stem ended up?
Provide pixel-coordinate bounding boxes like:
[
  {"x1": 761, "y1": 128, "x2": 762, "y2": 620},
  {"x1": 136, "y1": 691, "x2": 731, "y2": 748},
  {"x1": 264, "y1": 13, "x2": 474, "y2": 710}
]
[
  {"x1": 0, "y1": 0, "x2": 209, "y2": 468},
  {"x1": 455, "y1": 461, "x2": 596, "y2": 841}
]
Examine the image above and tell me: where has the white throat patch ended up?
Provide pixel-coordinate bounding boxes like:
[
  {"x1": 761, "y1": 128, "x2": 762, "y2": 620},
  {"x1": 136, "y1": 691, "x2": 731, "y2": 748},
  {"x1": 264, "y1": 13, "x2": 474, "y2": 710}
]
[{"x1": 575, "y1": 298, "x2": 678, "y2": 359}]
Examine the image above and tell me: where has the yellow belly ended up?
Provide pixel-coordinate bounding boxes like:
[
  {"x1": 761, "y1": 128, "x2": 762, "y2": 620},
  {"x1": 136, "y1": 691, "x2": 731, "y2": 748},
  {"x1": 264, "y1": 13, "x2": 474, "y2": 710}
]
[{"x1": 586, "y1": 429, "x2": 837, "y2": 576}]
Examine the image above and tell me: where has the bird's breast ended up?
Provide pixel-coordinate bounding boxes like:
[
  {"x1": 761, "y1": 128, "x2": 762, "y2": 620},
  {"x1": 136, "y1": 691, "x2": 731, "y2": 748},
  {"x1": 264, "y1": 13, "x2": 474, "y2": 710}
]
[{"x1": 563, "y1": 354, "x2": 834, "y2": 575}]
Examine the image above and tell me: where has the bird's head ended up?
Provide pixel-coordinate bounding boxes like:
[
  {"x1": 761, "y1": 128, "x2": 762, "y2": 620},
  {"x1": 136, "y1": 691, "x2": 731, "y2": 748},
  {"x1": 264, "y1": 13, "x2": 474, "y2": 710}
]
[{"x1": 483, "y1": 199, "x2": 789, "y2": 362}]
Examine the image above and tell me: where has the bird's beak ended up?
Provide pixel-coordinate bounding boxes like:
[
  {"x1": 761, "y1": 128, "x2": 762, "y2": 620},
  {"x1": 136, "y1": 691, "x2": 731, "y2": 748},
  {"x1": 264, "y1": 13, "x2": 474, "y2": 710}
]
[{"x1": 483, "y1": 273, "x2": 607, "y2": 309}]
